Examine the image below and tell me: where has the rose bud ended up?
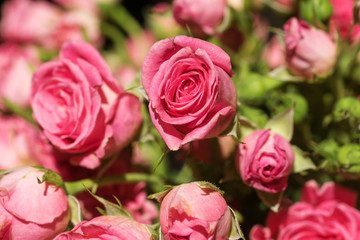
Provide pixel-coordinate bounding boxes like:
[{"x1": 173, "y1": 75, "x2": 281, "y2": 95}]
[
  {"x1": 284, "y1": 18, "x2": 336, "y2": 79},
  {"x1": 0, "y1": 167, "x2": 70, "y2": 239},
  {"x1": 173, "y1": 0, "x2": 226, "y2": 36},
  {"x1": 142, "y1": 35, "x2": 237, "y2": 151},
  {"x1": 261, "y1": 36, "x2": 286, "y2": 69},
  {"x1": 31, "y1": 40, "x2": 142, "y2": 169},
  {"x1": 159, "y1": 182, "x2": 232, "y2": 240},
  {"x1": 54, "y1": 215, "x2": 152, "y2": 239},
  {"x1": 236, "y1": 129, "x2": 294, "y2": 193}
]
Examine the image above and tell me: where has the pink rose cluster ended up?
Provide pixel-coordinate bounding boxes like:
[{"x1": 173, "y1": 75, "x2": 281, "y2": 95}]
[
  {"x1": 0, "y1": 0, "x2": 102, "y2": 50},
  {"x1": 250, "y1": 180, "x2": 360, "y2": 239},
  {"x1": 142, "y1": 35, "x2": 237, "y2": 151},
  {"x1": 31, "y1": 40, "x2": 142, "y2": 169}
]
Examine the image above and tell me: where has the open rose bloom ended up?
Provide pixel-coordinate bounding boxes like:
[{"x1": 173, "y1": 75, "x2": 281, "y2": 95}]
[
  {"x1": 250, "y1": 180, "x2": 360, "y2": 240},
  {"x1": 142, "y1": 35, "x2": 237, "y2": 151},
  {"x1": 31, "y1": 40, "x2": 142, "y2": 169}
]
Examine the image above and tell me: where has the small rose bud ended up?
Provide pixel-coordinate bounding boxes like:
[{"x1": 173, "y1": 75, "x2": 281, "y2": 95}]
[
  {"x1": 159, "y1": 182, "x2": 232, "y2": 240},
  {"x1": 236, "y1": 129, "x2": 294, "y2": 193},
  {"x1": 284, "y1": 18, "x2": 336, "y2": 79}
]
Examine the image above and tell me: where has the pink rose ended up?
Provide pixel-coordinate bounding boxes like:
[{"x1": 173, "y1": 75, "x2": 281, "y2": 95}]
[
  {"x1": 173, "y1": 0, "x2": 226, "y2": 36},
  {"x1": 31, "y1": 40, "x2": 142, "y2": 169},
  {"x1": 0, "y1": 116, "x2": 60, "y2": 170},
  {"x1": 236, "y1": 129, "x2": 294, "y2": 193},
  {"x1": 284, "y1": 18, "x2": 336, "y2": 79},
  {"x1": 0, "y1": 43, "x2": 40, "y2": 108},
  {"x1": 329, "y1": 0, "x2": 360, "y2": 42},
  {"x1": 0, "y1": 0, "x2": 60, "y2": 44},
  {"x1": 261, "y1": 36, "x2": 285, "y2": 69},
  {"x1": 142, "y1": 35, "x2": 237, "y2": 151},
  {"x1": 0, "y1": 167, "x2": 70, "y2": 239},
  {"x1": 277, "y1": 201, "x2": 360, "y2": 239},
  {"x1": 159, "y1": 182, "x2": 232, "y2": 240},
  {"x1": 250, "y1": 225, "x2": 273, "y2": 240},
  {"x1": 54, "y1": 215, "x2": 152, "y2": 239},
  {"x1": 250, "y1": 180, "x2": 360, "y2": 240},
  {"x1": 41, "y1": 9, "x2": 102, "y2": 50}
]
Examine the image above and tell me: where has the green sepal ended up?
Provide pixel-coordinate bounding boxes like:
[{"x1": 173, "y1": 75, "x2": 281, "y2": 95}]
[
  {"x1": 147, "y1": 223, "x2": 161, "y2": 240},
  {"x1": 292, "y1": 145, "x2": 316, "y2": 174},
  {"x1": 265, "y1": 106, "x2": 294, "y2": 141},
  {"x1": 67, "y1": 195, "x2": 82, "y2": 226},
  {"x1": 256, "y1": 190, "x2": 283, "y2": 213},
  {"x1": 228, "y1": 207, "x2": 246, "y2": 240},
  {"x1": 226, "y1": 116, "x2": 242, "y2": 142},
  {"x1": 87, "y1": 189, "x2": 133, "y2": 219},
  {"x1": 268, "y1": 66, "x2": 305, "y2": 82},
  {"x1": 147, "y1": 185, "x2": 175, "y2": 203}
]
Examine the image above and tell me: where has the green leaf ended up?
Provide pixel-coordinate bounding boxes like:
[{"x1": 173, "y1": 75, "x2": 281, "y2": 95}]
[
  {"x1": 2, "y1": 98, "x2": 37, "y2": 126},
  {"x1": 37, "y1": 168, "x2": 66, "y2": 192},
  {"x1": 106, "y1": 4, "x2": 142, "y2": 35},
  {"x1": 292, "y1": 145, "x2": 316, "y2": 173},
  {"x1": 67, "y1": 195, "x2": 82, "y2": 225},
  {"x1": 239, "y1": 105, "x2": 268, "y2": 129},
  {"x1": 153, "y1": 148, "x2": 170, "y2": 172},
  {"x1": 256, "y1": 190, "x2": 283, "y2": 212},
  {"x1": 265, "y1": 106, "x2": 294, "y2": 141},
  {"x1": 236, "y1": 73, "x2": 283, "y2": 101},
  {"x1": 87, "y1": 189, "x2": 133, "y2": 219},
  {"x1": 228, "y1": 207, "x2": 246, "y2": 240}
]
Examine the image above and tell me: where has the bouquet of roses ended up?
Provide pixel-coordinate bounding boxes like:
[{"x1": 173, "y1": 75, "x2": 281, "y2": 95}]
[{"x1": 0, "y1": 0, "x2": 359, "y2": 239}]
